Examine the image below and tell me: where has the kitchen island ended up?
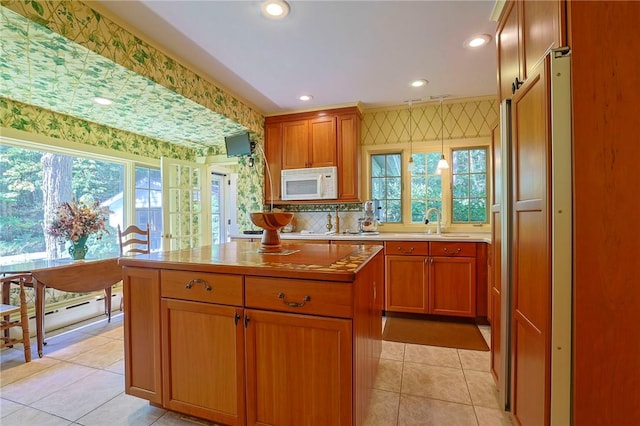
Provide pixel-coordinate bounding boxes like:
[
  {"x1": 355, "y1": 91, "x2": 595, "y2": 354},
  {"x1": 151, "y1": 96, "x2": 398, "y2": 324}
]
[{"x1": 119, "y1": 241, "x2": 384, "y2": 426}]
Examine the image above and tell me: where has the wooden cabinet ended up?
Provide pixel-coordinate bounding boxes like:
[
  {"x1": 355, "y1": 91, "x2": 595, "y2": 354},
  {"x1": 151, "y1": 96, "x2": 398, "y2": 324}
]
[
  {"x1": 123, "y1": 266, "x2": 162, "y2": 404},
  {"x1": 281, "y1": 116, "x2": 336, "y2": 169},
  {"x1": 244, "y1": 309, "x2": 352, "y2": 426},
  {"x1": 264, "y1": 107, "x2": 361, "y2": 203},
  {"x1": 264, "y1": 122, "x2": 282, "y2": 203},
  {"x1": 510, "y1": 56, "x2": 552, "y2": 426},
  {"x1": 122, "y1": 245, "x2": 384, "y2": 426},
  {"x1": 162, "y1": 300, "x2": 245, "y2": 425},
  {"x1": 160, "y1": 271, "x2": 245, "y2": 425},
  {"x1": 385, "y1": 241, "x2": 477, "y2": 318},
  {"x1": 336, "y1": 113, "x2": 361, "y2": 202},
  {"x1": 497, "y1": 0, "x2": 565, "y2": 101}
]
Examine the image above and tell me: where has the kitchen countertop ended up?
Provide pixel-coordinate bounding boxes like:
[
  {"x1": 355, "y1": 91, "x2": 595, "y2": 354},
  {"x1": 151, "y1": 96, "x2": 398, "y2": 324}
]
[
  {"x1": 231, "y1": 231, "x2": 491, "y2": 243},
  {"x1": 118, "y1": 241, "x2": 384, "y2": 282}
]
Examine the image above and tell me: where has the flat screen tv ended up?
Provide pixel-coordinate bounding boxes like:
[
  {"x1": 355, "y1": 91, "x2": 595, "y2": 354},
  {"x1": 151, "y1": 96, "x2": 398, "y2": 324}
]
[{"x1": 224, "y1": 132, "x2": 253, "y2": 157}]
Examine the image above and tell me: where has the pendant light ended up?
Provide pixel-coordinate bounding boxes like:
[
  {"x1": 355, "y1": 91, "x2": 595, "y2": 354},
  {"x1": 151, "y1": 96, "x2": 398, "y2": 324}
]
[
  {"x1": 436, "y1": 98, "x2": 450, "y2": 174},
  {"x1": 407, "y1": 100, "x2": 415, "y2": 172}
]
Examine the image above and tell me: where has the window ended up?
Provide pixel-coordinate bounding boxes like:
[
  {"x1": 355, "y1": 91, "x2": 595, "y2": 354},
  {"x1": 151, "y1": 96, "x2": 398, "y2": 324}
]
[
  {"x1": 134, "y1": 166, "x2": 162, "y2": 251},
  {"x1": 0, "y1": 144, "x2": 124, "y2": 263},
  {"x1": 409, "y1": 152, "x2": 443, "y2": 223},
  {"x1": 371, "y1": 153, "x2": 401, "y2": 222},
  {"x1": 451, "y1": 148, "x2": 488, "y2": 223}
]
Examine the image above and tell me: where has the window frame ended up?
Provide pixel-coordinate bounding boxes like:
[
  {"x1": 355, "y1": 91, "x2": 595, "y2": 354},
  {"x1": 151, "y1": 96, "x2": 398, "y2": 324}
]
[
  {"x1": 1, "y1": 130, "x2": 162, "y2": 259},
  {"x1": 361, "y1": 137, "x2": 491, "y2": 233}
]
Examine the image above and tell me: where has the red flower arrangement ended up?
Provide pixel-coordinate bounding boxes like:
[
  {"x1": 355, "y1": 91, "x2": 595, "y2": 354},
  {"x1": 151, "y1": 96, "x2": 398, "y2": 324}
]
[{"x1": 47, "y1": 200, "x2": 111, "y2": 242}]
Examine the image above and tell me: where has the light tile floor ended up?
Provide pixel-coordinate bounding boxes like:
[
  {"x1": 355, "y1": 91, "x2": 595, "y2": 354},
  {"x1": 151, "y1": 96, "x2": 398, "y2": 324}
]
[{"x1": 1, "y1": 314, "x2": 513, "y2": 426}]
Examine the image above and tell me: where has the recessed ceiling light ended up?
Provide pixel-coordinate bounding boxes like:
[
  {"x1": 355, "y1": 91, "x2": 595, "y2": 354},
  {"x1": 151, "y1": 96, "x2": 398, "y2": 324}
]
[
  {"x1": 464, "y1": 34, "x2": 492, "y2": 49},
  {"x1": 92, "y1": 96, "x2": 114, "y2": 106},
  {"x1": 299, "y1": 95, "x2": 313, "y2": 101},
  {"x1": 261, "y1": 0, "x2": 290, "y2": 19},
  {"x1": 410, "y1": 79, "x2": 428, "y2": 88}
]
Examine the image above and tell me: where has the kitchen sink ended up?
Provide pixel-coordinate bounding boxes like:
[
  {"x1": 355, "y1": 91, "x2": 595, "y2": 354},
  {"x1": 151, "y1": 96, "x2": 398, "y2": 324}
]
[{"x1": 439, "y1": 234, "x2": 470, "y2": 238}]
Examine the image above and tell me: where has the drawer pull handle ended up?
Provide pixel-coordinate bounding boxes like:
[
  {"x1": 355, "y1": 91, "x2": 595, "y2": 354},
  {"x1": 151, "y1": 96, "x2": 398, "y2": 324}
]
[
  {"x1": 398, "y1": 247, "x2": 414, "y2": 254},
  {"x1": 278, "y1": 292, "x2": 311, "y2": 307},
  {"x1": 444, "y1": 247, "x2": 462, "y2": 255},
  {"x1": 185, "y1": 279, "x2": 212, "y2": 291}
]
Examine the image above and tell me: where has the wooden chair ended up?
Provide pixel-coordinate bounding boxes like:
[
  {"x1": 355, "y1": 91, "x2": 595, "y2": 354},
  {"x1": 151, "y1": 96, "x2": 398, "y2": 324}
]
[
  {"x1": 0, "y1": 274, "x2": 32, "y2": 362},
  {"x1": 117, "y1": 224, "x2": 150, "y2": 311},
  {"x1": 118, "y1": 224, "x2": 151, "y2": 256}
]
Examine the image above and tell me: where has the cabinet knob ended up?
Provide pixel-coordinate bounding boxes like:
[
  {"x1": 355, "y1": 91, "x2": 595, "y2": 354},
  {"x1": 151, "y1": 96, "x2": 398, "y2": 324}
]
[{"x1": 512, "y1": 77, "x2": 523, "y2": 94}]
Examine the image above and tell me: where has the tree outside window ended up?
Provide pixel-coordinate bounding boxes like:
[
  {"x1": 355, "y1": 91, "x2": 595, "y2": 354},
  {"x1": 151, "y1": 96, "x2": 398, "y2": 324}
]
[
  {"x1": 409, "y1": 152, "x2": 443, "y2": 223},
  {"x1": 451, "y1": 148, "x2": 488, "y2": 223}
]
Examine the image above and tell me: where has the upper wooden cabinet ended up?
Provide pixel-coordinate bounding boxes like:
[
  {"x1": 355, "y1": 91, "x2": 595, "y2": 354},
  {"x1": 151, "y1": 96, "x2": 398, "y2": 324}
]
[
  {"x1": 497, "y1": 0, "x2": 565, "y2": 101},
  {"x1": 282, "y1": 116, "x2": 336, "y2": 169},
  {"x1": 265, "y1": 107, "x2": 361, "y2": 203}
]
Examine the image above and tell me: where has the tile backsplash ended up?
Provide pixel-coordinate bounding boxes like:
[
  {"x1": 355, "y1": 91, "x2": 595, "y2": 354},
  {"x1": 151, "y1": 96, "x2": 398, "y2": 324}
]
[{"x1": 288, "y1": 211, "x2": 363, "y2": 234}]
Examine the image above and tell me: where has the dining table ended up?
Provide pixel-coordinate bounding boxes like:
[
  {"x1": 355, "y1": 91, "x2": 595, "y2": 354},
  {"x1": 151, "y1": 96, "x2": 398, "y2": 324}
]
[{"x1": 1, "y1": 256, "x2": 122, "y2": 357}]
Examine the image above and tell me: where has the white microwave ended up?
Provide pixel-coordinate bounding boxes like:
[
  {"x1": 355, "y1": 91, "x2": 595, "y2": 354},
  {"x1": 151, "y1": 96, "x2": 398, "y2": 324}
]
[{"x1": 281, "y1": 166, "x2": 338, "y2": 201}]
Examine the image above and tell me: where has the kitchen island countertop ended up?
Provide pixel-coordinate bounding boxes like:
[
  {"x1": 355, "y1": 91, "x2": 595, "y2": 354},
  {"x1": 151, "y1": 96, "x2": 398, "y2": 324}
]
[{"x1": 118, "y1": 240, "x2": 383, "y2": 282}]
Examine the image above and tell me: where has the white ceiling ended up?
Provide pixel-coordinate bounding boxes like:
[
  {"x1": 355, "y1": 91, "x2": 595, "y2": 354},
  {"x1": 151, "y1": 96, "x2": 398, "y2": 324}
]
[{"x1": 95, "y1": 0, "x2": 499, "y2": 115}]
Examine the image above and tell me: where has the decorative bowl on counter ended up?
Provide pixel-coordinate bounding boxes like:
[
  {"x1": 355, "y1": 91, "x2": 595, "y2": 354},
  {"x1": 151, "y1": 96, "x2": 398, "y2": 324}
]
[{"x1": 250, "y1": 212, "x2": 294, "y2": 253}]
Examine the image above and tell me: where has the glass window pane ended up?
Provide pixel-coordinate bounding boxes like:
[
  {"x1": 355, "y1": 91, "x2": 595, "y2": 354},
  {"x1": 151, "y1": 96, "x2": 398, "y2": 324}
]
[
  {"x1": 411, "y1": 176, "x2": 426, "y2": 198},
  {"x1": 369, "y1": 153, "x2": 402, "y2": 223},
  {"x1": 453, "y1": 150, "x2": 469, "y2": 174},
  {"x1": 453, "y1": 199, "x2": 469, "y2": 222},
  {"x1": 451, "y1": 147, "x2": 488, "y2": 224},
  {"x1": 371, "y1": 178, "x2": 385, "y2": 199},
  {"x1": 470, "y1": 149, "x2": 487, "y2": 173},
  {"x1": 135, "y1": 166, "x2": 149, "y2": 188},
  {"x1": 371, "y1": 155, "x2": 385, "y2": 177},
  {"x1": 386, "y1": 177, "x2": 401, "y2": 199},
  {"x1": 470, "y1": 174, "x2": 486, "y2": 198},
  {"x1": 411, "y1": 200, "x2": 426, "y2": 222},
  {"x1": 470, "y1": 198, "x2": 487, "y2": 222},
  {"x1": 453, "y1": 175, "x2": 469, "y2": 198}
]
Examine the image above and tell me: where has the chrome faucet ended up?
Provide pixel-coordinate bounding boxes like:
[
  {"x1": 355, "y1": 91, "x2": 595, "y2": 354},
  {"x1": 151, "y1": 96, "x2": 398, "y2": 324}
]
[{"x1": 424, "y1": 208, "x2": 442, "y2": 234}]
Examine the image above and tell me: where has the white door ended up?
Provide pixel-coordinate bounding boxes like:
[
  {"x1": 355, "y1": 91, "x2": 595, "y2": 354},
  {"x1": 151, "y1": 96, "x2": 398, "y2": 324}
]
[
  {"x1": 210, "y1": 172, "x2": 226, "y2": 244},
  {"x1": 161, "y1": 157, "x2": 210, "y2": 250}
]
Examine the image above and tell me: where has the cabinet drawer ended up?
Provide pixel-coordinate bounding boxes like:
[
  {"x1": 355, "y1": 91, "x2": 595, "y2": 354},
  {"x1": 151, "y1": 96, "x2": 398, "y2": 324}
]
[
  {"x1": 161, "y1": 270, "x2": 243, "y2": 306},
  {"x1": 245, "y1": 277, "x2": 353, "y2": 318},
  {"x1": 385, "y1": 241, "x2": 429, "y2": 256},
  {"x1": 430, "y1": 242, "x2": 476, "y2": 257}
]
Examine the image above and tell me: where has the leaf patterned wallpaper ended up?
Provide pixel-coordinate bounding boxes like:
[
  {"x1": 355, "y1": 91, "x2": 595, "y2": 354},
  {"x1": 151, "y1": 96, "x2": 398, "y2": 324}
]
[{"x1": 0, "y1": 5, "x2": 251, "y2": 152}]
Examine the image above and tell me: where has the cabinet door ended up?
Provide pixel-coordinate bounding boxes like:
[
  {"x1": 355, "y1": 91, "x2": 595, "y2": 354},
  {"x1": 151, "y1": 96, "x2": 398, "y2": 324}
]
[
  {"x1": 429, "y1": 256, "x2": 477, "y2": 317},
  {"x1": 123, "y1": 267, "x2": 162, "y2": 403},
  {"x1": 385, "y1": 255, "x2": 427, "y2": 313},
  {"x1": 337, "y1": 113, "x2": 361, "y2": 201},
  {"x1": 521, "y1": 0, "x2": 564, "y2": 81},
  {"x1": 245, "y1": 309, "x2": 352, "y2": 426},
  {"x1": 511, "y1": 56, "x2": 551, "y2": 426},
  {"x1": 497, "y1": 0, "x2": 520, "y2": 101},
  {"x1": 282, "y1": 120, "x2": 309, "y2": 169},
  {"x1": 162, "y1": 299, "x2": 245, "y2": 425},
  {"x1": 264, "y1": 122, "x2": 282, "y2": 202},
  {"x1": 309, "y1": 116, "x2": 337, "y2": 167}
]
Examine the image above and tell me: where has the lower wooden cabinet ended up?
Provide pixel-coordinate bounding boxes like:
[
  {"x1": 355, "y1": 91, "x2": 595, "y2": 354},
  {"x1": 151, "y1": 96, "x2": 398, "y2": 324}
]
[
  {"x1": 122, "y1": 249, "x2": 384, "y2": 426},
  {"x1": 123, "y1": 266, "x2": 162, "y2": 404},
  {"x1": 244, "y1": 309, "x2": 352, "y2": 426},
  {"x1": 162, "y1": 299, "x2": 245, "y2": 425},
  {"x1": 385, "y1": 241, "x2": 478, "y2": 317},
  {"x1": 429, "y1": 256, "x2": 476, "y2": 317}
]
